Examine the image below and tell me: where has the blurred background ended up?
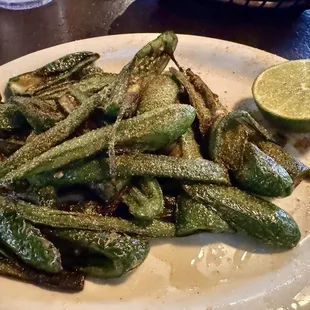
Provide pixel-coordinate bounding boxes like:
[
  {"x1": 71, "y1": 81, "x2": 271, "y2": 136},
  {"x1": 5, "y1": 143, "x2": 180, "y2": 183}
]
[{"x1": 0, "y1": 0, "x2": 309, "y2": 65}]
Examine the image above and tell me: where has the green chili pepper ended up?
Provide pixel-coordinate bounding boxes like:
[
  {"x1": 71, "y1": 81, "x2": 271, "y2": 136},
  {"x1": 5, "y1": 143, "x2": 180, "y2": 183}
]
[
  {"x1": 0, "y1": 255, "x2": 84, "y2": 291},
  {"x1": 37, "y1": 186, "x2": 57, "y2": 209},
  {"x1": 90, "y1": 178, "x2": 130, "y2": 205},
  {"x1": 137, "y1": 73, "x2": 180, "y2": 114},
  {"x1": 105, "y1": 31, "x2": 179, "y2": 177},
  {"x1": 0, "y1": 88, "x2": 107, "y2": 179},
  {"x1": 67, "y1": 201, "x2": 101, "y2": 215},
  {"x1": 35, "y1": 73, "x2": 117, "y2": 101},
  {"x1": 78, "y1": 257, "x2": 126, "y2": 279},
  {"x1": 35, "y1": 81, "x2": 75, "y2": 100},
  {"x1": 0, "y1": 209, "x2": 62, "y2": 273},
  {"x1": 28, "y1": 153, "x2": 230, "y2": 187},
  {"x1": 16, "y1": 185, "x2": 57, "y2": 209},
  {"x1": 170, "y1": 67, "x2": 212, "y2": 136},
  {"x1": 50, "y1": 73, "x2": 117, "y2": 113},
  {"x1": 175, "y1": 128, "x2": 233, "y2": 234},
  {"x1": 209, "y1": 110, "x2": 274, "y2": 170},
  {"x1": 45, "y1": 229, "x2": 149, "y2": 277},
  {"x1": 10, "y1": 96, "x2": 66, "y2": 132},
  {"x1": 179, "y1": 128, "x2": 202, "y2": 159},
  {"x1": 257, "y1": 141, "x2": 310, "y2": 183},
  {"x1": 8, "y1": 52, "x2": 100, "y2": 96},
  {"x1": 102, "y1": 31, "x2": 178, "y2": 120},
  {"x1": 122, "y1": 177, "x2": 164, "y2": 220},
  {"x1": 0, "y1": 104, "x2": 26, "y2": 130},
  {"x1": 0, "y1": 195, "x2": 175, "y2": 238},
  {"x1": 176, "y1": 195, "x2": 234, "y2": 236},
  {"x1": 46, "y1": 229, "x2": 149, "y2": 257},
  {"x1": 3, "y1": 105, "x2": 195, "y2": 183},
  {"x1": 77, "y1": 64, "x2": 105, "y2": 78},
  {"x1": 233, "y1": 142, "x2": 293, "y2": 197},
  {"x1": 209, "y1": 111, "x2": 294, "y2": 197},
  {"x1": 57, "y1": 93, "x2": 80, "y2": 114},
  {"x1": 134, "y1": 71, "x2": 178, "y2": 220},
  {"x1": 185, "y1": 184, "x2": 301, "y2": 248},
  {"x1": 76, "y1": 73, "x2": 118, "y2": 96},
  {"x1": 186, "y1": 68, "x2": 222, "y2": 115}
]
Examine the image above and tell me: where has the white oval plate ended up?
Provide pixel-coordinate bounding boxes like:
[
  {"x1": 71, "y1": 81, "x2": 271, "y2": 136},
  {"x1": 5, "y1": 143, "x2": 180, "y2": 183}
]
[{"x1": 0, "y1": 34, "x2": 310, "y2": 310}]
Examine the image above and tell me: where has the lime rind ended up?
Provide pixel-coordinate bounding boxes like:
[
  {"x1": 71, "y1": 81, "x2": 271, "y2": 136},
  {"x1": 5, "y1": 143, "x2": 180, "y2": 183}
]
[{"x1": 252, "y1": 59, "x2": 310, "y2": 132}]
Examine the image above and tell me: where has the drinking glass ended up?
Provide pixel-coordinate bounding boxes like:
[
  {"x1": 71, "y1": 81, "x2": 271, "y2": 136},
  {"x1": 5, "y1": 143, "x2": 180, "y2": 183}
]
[{"x1": 0, "y1": 0, "x2": 52, "y2": 10}]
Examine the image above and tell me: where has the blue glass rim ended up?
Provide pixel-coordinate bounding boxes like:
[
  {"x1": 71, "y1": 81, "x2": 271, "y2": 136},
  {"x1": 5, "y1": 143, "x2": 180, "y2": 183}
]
[{"x1": 0, "y1": 0, "x2": 52, "y2": 10}]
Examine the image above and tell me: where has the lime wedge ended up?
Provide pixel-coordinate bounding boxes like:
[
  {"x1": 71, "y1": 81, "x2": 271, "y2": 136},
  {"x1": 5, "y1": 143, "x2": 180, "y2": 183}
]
[{"x1": 252, "y1": 59, "x2": 310, "y2": 132}]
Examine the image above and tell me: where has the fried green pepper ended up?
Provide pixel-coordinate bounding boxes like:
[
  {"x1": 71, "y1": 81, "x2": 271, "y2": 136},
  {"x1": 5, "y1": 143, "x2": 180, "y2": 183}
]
[
  {"x1": 136, "y1": 71, "x2": 229, "y2": 230},
  {"x1": 8, "y1": 52, "x2": 99, "y2": 96},
  {"x1": 51, "y1": 73, "x2": 117, "y2": 112},
  {"x1": 179, "y1": 128, "x2": 202, "y2": 159},
  {"x1": 78, "y1": 257, "x2": 126, "y2": 279},
  {"x1": 46, "y1": 229, "x2": 149, "y2": 278},
  {"x1": 186, "y1": 68, "x2": 222, "y2": 115},
  {"x1": 103, "y1": 31, "x2": 178, "y2": 120},
  {"x1": 90, "y1": 178, "x2": 130, "y2": 205},
  {"x1": 174, "y1": 129, "x2": 233, "y2": 234},
  {"x1": 107, "y1": 154, "x2": 230, "y2": 184},
  {"x1": 10, "y1": 96, "x2": 66, "y2": 132},
  {"x1": 122, "y1": 177, "x2": 164, "y2": 220},
  {"x1": 37, "y1": 186, "x2": 57, "y2": 209},
  {"x1": 0, "y1": 88, "x2": 109, "y2": 179},
  {"x1": 57, "y1": 93, "x2": 80, "y2": 114},
  {"x1": 105, "y1": 31, "x2": 179, "y2": 177},
  {"x1": 0, "y1": 195, "x2": 175, "y2": 238},
  {"x1": 16, "y1": 185, "x2": 57, "y2": 209},
  {"x1": 257, "y1": 140, "x2": 310, "y2": 183},
  {"x1": 233, "y1": 142, "x2": 293, "y2": 197},
  {"x1": 27, "y1": 153, "x2": 230, "y2": 187},
  {"x1": 77, "y1": 64, "x2": 105, "y2": 78},
  {"x1": 35, "y1": 73, "x2": 117, "y2": 101},
  {"x1": 185, "y1": 184, "x2": 301, "y2": 248},
  {"x1": 0, "y1": 104, "x2": 26, "y2": 130},
  {"x1": 137, "y1": 73, "x2": 180, "y2": 114},
  {"x1": 76, "y1": 73, "x2": 118, "y2": 96},
  {"x1": 68, "y1": 201, "x2": 101, "y2": 216},
  {"x1": 35, "y1": 81, "x2": 75, "y2": 100},
  {"x1": 0, "y1": 209, "x2": 62, "y2": 273},
  {"x1": 133, "y1": 71, "x2": 178, "y2": 220},
  {"x1": 209, "y1": 111, "x2": 294, "y2": 197},
  {"x1": 0, "y1": 255, "x2": 84, "y2": 291},
  {"x1": 3, "y1": 105, "x2": 195, "y2": 182},
  {"x1": 209, "y1": 110, "x2": 274, "y2": 170},
  {"x1": 176, "y1": 195, "x2": 234, "y2": 236},
  {"x1": 170, "y1": 67, "x2": 212, "y2": 136}
]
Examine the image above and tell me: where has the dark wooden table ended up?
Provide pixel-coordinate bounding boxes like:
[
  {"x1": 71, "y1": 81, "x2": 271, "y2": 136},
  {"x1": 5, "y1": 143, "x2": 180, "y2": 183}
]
[{"x1": 0, "y1": 0, "x2": 310, "y2": 65}]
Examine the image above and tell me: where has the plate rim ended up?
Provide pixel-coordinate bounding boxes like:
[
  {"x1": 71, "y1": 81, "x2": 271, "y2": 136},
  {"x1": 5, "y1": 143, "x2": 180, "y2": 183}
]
[
  {"x1": 0, "y1": 32, "x2": 286, "y2": 68},
  {"x1": 1, "y1": 33, "x2": 309, "y2": 310}
]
